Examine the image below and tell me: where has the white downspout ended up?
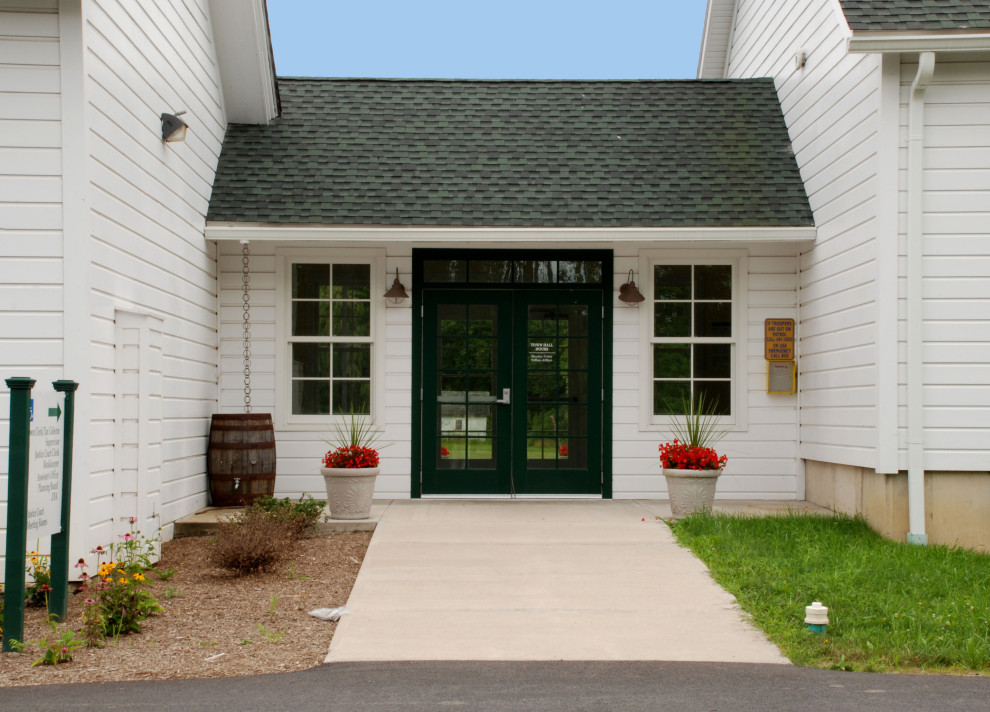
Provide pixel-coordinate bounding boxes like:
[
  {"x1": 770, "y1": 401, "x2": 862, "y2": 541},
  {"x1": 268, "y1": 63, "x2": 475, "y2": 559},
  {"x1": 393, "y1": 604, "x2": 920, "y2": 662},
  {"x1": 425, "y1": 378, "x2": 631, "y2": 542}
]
[{"x1": 906, "y1": 51, "x2": 935, "y2": 546}]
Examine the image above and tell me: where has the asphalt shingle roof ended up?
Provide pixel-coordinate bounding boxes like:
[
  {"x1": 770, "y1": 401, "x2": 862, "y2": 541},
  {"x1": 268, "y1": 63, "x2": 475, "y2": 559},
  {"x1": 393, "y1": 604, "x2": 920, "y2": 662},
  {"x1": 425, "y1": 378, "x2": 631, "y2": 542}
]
[
  {"x1": 207, "y1": 78, "x2": 812, "y2": 228},
  {"x1": 840, "y1": 0, "x2": 990, "y2": 31}
]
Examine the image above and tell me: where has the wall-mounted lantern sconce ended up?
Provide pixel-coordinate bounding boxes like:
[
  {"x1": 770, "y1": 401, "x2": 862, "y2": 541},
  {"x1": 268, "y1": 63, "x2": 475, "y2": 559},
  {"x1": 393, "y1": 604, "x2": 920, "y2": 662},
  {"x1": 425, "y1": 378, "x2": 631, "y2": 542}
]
[
  {"x1": 383, "y1": 268, "x2": 409, "y2": 304},
  {"x1": 618, "y1": 269, "x2": 645, "y2": 305},
  {"x1": 161, "y1": 111, "x2": 188, "y2": 142}
]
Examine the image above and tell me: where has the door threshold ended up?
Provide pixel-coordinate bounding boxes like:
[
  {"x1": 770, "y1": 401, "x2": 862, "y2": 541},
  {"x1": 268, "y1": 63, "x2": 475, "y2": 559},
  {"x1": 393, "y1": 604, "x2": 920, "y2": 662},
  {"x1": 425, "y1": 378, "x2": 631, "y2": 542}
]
[{"x1": 421, "y1": 494, "x2": 603, "y2": 500}]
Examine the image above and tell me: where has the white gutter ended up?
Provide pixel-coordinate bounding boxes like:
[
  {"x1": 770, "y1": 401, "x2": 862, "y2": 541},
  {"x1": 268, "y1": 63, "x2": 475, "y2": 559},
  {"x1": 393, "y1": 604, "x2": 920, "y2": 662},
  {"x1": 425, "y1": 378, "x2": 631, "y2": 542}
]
[
  {"x1": 849, "y1": 33, "x2": 990, "y2": 54},
  {"x1": 205, "y1": 224, "x2": 818, "y2": 243},
  {"x1": 906, "y1": 51, "x2": 935, "y2": 546}
]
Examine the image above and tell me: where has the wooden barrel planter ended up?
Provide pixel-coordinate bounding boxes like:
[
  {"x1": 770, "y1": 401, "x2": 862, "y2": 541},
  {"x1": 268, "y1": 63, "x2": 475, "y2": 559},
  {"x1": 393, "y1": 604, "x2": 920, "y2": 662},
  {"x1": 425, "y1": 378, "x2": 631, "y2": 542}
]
[{"x1": 207, "y1": 413, "x2": 276, "y2": 507}]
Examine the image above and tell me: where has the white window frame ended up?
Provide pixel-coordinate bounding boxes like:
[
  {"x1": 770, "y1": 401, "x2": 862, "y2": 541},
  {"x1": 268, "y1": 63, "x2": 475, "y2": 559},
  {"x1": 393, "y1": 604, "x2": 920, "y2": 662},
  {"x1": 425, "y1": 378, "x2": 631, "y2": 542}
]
[
  {"x1": 638, "y1": 249, "x2": 748, "y2": 431},
  {"x1": 275, "y1": 248, "x2": 386, "y2": 430}
]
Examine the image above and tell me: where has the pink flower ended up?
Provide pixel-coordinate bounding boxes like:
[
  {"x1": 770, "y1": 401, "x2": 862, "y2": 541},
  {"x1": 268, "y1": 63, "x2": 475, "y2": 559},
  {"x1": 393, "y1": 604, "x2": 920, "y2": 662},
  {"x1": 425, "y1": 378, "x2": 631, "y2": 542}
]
[
  {"x1": 75, "y1": 558, "x2": 87, "y2": 569},
  {"x1": 83, "y1": 598, "x2": 95, "y2": 604},
  {"x1": 129, "y1": 516, "x2": 137, "y2": 524},
  {"x1": 120, "y1": 533, "x2": 135, "y2": 542}
]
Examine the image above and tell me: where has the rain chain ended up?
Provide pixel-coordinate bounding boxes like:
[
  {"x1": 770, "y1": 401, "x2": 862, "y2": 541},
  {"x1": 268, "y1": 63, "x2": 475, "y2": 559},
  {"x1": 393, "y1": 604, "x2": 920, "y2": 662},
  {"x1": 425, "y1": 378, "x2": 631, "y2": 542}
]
[{"x1": 241, "y1": 241, "x2": 252, "y2": 414}]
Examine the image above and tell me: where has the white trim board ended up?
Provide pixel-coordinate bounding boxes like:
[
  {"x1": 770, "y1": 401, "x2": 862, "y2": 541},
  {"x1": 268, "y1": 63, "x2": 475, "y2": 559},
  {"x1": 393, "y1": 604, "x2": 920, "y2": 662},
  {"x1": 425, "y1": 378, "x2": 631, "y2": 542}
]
[{"x1": 206, "y1": 225, "x2": 817, "y2": 244}]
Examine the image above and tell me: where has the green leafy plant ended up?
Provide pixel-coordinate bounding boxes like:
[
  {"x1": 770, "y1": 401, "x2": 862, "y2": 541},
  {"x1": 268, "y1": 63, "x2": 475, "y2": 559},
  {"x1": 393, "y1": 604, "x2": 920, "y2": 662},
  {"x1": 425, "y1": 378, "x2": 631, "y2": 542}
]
[
  {"x1": 80, "y1": 595, "x2": 104, "y2": 648},
  {"x1": 111, "y1": 518, "x2": 159, "y2": 574},
  {"x1": 154, "y1": 566, "x2": 179, "y2": 581},
  {"x1": 75, "y1": 520, "x2": 165, "y2": 641},
  {"x1": 284, "y1": 562, "x2": 311, "y2": 581},
  {"x1": 92, "y1": 564, "x2": 162, "y2": 637},
  {"x1": 21, "y1": 615, "x2": 83, "y2": 666},
  {"x1": 250, "y1": 494, "x2": 326, "y2": 538},
  {"x1": 24, "y1": 551, "x2": 52, "y2": 608},
  {"x1": 256, "y1": 623, "x2": 285, "y2": 643}
]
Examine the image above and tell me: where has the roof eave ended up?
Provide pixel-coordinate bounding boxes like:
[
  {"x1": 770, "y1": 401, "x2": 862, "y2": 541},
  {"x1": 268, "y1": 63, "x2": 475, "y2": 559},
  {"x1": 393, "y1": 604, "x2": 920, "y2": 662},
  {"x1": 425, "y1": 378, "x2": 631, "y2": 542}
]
[
  {"x1": 697, "y1": 0, "x2": 736, "y2": 79},
  {"x1": 848, "y1": 30, "x2": 990, "y2": 53},
  {"x1": 209, "y1": 0, "x2": 280, "y2": 124},
  {"x1": 205, "y1": 223, "x2": 818, "y2": 244}
]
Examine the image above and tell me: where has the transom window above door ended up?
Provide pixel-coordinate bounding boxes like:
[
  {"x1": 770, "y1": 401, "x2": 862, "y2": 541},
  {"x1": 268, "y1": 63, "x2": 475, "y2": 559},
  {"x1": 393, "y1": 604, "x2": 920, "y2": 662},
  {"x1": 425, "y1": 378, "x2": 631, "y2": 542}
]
[{"x1": 422, "y1": 258, "x2": 603, "y2": 285}]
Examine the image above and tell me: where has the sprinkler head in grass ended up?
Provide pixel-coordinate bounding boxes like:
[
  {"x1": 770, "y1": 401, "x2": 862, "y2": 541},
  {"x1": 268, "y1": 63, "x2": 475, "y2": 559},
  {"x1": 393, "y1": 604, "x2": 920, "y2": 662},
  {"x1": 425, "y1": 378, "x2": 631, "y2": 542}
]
[{"x1": 805, "y1": 601, "x2": 829, "y2": 634}]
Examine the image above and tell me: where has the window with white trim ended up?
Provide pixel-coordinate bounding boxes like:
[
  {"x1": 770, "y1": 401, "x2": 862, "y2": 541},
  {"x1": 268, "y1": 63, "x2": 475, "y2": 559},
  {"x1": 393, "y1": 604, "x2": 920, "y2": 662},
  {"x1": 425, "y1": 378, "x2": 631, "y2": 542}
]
[
  {"x1": 286, "y1": 261, "x2": 373, "y2": 417},
  {"x1": 651, "y1": 262, "x2": 735, "y2": 417}
]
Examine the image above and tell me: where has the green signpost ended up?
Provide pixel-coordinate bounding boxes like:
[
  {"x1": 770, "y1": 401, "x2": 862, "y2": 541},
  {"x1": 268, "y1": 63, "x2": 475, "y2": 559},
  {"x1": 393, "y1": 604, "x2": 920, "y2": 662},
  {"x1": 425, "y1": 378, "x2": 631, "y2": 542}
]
[{"x1": 3, "y1": 378, "x2": 78, "y2": 652}]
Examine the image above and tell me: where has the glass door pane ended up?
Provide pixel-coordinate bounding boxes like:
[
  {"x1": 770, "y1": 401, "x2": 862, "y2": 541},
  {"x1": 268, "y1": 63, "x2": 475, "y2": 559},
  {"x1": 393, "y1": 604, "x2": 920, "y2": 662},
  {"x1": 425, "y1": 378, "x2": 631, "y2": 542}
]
[
  {"x1": 513, "y1": 292, "x2": 602, "y2": 495},
  {"x1": 422, "y1": 292, "x2": 512, "y2": 495}
]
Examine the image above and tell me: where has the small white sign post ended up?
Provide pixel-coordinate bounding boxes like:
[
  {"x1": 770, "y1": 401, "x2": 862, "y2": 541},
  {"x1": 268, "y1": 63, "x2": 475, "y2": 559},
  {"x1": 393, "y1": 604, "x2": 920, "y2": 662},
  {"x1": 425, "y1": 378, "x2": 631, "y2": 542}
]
[{"x1": 27, "y1": 391, "x2": 65, "y2": 538}]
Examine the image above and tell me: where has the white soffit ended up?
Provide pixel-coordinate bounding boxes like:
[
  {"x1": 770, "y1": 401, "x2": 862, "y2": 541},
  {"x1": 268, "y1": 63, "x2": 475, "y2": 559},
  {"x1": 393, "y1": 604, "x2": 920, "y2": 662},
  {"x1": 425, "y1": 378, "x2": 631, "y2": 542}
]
[
  {"x1": 209, "y1": 0, "x2": 279, "y2": 124},
  {"x1": 697, "y1": 0, "x2": 736, "y2": 78}
]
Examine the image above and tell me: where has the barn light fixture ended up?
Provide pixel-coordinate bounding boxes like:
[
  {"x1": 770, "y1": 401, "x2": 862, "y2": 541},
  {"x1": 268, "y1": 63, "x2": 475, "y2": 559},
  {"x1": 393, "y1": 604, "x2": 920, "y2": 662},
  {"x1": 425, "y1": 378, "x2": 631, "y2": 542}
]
[
  {"x1": 161, "y1": 111, "x2": 188, "y2": 142},
  {"x1": 618, "y1": 269, "x2": 645, "y2": 305},
  {"x1": 383, "y1": 268, "x2": 409, "y2": 303}
]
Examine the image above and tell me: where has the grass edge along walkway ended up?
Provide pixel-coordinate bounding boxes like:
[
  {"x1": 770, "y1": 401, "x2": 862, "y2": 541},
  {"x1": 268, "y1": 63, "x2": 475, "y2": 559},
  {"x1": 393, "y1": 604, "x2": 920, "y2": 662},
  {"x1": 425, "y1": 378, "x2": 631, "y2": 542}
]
[{"x1": 668, "y1": 513, "x2": 990, "y2": 674}]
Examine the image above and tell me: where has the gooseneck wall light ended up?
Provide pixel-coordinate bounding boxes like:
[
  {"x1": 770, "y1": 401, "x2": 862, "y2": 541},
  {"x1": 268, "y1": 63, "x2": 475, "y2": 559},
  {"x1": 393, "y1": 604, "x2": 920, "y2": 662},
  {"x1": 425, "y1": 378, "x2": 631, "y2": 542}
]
[
  {"x1": 383, "y1": 268, "x2": 409, "y2": 304},
  {"x1": 161, "y1": 111, "x2": 188, "y2": 142},
  {"x1": 618, "y1": 269, "x2": 645, "y2": 305}
]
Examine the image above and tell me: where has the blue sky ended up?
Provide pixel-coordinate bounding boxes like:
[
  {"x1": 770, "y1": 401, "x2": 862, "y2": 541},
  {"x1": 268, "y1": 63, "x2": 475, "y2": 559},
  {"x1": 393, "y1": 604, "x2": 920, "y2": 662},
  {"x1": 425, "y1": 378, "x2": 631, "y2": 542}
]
[{"x1": 267, "y1": 1, "x2": 710, "y2": 80}]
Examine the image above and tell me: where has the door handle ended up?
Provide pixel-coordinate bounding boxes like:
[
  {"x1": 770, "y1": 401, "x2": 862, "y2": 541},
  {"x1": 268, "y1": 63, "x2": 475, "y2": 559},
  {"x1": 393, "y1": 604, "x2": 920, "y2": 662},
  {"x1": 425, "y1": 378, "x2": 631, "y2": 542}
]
[{"x1": 495, "y1": 388, "x2": 511, "y2": 405}]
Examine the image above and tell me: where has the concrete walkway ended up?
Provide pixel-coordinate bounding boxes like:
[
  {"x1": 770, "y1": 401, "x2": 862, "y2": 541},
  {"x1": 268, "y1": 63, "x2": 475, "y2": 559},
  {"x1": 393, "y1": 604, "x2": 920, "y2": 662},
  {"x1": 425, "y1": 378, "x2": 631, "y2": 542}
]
[{"x1": 325, "y1": 499, "x2": 790, "y2": 663}]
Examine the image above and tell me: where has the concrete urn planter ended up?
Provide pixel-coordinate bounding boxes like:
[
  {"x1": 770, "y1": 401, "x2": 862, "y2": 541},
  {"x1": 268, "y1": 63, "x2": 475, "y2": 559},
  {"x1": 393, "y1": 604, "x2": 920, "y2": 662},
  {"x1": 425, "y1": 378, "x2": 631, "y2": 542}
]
[
  {"x1": 321, "y1": 466, "x2": 379, "y2": 520},
  {"x1": 663, "y1": 468, "x2": 722, "y2": 520}
]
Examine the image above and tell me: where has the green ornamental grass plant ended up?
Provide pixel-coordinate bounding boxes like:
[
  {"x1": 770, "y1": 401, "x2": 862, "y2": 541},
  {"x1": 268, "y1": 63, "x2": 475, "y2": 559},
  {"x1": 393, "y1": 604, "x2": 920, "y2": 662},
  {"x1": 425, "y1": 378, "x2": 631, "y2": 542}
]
[{"x1": 670, "y1": 512, "x2": 990, "y2": 673}]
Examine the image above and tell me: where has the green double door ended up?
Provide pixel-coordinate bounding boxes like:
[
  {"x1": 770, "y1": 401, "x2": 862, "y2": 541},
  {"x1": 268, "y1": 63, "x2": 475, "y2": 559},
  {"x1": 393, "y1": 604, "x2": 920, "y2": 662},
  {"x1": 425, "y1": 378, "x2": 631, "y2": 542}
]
[{"x1": 421, "y1": 289, "x2": 603, "y2": 495}]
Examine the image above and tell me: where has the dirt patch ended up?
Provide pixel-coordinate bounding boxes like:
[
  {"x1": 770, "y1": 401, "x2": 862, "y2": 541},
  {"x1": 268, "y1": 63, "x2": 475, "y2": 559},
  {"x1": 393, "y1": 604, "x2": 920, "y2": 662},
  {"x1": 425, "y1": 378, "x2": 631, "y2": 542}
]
[{"x1": 0, "y1": 532, "x2": 371, "y2": 687}]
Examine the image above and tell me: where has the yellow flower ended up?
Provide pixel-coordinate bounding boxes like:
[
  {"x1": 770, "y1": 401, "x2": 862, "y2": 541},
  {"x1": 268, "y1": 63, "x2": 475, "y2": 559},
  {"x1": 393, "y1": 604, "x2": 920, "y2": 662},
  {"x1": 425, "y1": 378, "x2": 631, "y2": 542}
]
[{"x1": 132, "y1": 572, "x2": 145, "y2": 582}]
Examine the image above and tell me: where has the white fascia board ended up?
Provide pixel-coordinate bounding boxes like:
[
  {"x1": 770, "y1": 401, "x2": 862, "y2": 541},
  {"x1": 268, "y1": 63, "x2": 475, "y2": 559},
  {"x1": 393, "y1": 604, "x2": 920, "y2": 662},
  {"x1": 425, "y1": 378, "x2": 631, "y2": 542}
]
[
  {"x1": 209, "y1": 0, "x2": 278, "y2": 123},
  {"x1": 205, "y1": 223, "x2": 817, "y2": 244},
  {"x1": 697, "y1": 0, "x2": 734, "y2": 79},
  {"x1": 849, "y1": 32, "x2": 990, "y2": 54}
]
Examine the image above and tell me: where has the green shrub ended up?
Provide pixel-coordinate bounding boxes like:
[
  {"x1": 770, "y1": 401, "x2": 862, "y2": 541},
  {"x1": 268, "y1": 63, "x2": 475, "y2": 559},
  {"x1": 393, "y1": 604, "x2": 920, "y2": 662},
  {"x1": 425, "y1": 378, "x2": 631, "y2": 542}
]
[
  {"x1": 250, "y1": 493, "x2": 326, "y2": 539},
  {"x1": 209, "y1": 508, "x2": 296, "y2": 574}
]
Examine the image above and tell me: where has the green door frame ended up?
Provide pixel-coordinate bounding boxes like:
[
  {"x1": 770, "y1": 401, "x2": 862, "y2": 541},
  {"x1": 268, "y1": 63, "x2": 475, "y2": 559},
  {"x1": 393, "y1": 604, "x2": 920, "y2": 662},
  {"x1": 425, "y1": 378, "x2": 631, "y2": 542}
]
[{"x1": 411, "y1": 249, "x2": 613, "y2": 498}]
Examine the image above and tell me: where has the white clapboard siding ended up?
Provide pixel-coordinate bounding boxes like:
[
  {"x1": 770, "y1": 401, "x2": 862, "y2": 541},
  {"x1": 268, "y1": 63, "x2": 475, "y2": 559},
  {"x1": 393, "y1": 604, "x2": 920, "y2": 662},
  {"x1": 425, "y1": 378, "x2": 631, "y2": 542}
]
[
  {"x1": 81, "y1": 0, "x2": 226, "y2": 548},
  {"x1": 897, "y1": 55, "x2": 990, "y2": 470},
  {"x1": 726, "y1": 0, "x2": 882, "y2": 470},
  {"x1": 613, "y1": 242, "x2": 801, "y2": 499},
  {"x1": 215, "y1": 242, "x2": 415, "y2": 500},
  {"x1": 0, "y1": 5, "x2": 62, "y2": 573},
  {"x1": 217, "y1": 240, "x2": 801, "y2": 500}
]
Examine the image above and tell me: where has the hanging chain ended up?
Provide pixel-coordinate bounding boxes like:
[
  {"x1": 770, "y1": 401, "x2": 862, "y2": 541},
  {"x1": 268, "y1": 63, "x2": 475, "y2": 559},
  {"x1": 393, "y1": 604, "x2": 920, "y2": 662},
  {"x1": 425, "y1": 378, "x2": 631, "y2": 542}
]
[{"x1": 241, "y1": 241, "x2": 252, "y2": 414}]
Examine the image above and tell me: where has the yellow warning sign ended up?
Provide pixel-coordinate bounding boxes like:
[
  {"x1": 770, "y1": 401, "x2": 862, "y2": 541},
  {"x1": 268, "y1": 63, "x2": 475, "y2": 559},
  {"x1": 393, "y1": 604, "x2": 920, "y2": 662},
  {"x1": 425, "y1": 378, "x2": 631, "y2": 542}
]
[{"x1": 764, "y1": 319, "x2": 795, "y2": 361}]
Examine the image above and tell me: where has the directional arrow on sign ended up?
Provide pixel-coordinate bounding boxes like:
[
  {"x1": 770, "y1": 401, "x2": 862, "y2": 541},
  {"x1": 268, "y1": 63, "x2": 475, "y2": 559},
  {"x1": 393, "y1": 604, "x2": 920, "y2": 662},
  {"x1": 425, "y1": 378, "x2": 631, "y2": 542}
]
[{"x1": 48, "y1": 403, "x2": 61, "y2": 421}]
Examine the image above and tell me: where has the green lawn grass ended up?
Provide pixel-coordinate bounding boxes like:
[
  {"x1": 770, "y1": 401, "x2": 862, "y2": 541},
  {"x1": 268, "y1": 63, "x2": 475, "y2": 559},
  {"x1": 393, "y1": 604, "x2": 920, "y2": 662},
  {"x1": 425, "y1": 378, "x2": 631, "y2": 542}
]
[{"x1": 669, "y1": 513, "x2": 990, "y2": 673}]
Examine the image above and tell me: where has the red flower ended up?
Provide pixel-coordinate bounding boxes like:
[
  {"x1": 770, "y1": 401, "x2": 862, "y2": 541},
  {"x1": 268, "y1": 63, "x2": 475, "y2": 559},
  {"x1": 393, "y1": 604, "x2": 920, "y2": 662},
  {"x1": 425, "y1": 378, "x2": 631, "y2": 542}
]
[
  {"x1": 558, "y1": 445, "x2": 568, "y2": 457},
  {"x1": 440, "y1": 446, "x2": 450, "y2": 457},
  {"x1": 659, "y1": 439, "x2": 727, "y2": 471},
  {"x1": 323, "y1": 444, "x2": 380, "y2": 469}
]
